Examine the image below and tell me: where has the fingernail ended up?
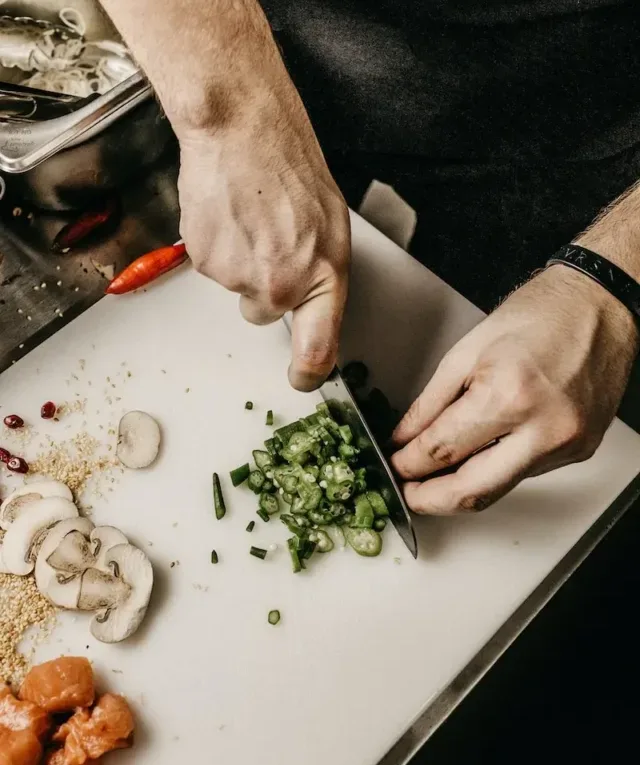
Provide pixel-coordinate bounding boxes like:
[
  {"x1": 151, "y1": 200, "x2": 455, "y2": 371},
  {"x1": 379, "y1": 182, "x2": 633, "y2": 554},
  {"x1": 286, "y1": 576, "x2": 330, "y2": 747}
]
[{"x1": 288, "y1": 365, "x2": 324, "y2": 393}]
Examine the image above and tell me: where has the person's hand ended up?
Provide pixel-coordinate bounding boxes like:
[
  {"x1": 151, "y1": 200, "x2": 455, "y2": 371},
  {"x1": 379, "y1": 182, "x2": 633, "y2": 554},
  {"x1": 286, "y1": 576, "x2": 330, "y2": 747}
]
[
  {"x1": 391, "y1": 266, "x2": 640, "y2": 515},
  {"x1": 176, "y1": 83, "x2": 350, "y2": 392}
]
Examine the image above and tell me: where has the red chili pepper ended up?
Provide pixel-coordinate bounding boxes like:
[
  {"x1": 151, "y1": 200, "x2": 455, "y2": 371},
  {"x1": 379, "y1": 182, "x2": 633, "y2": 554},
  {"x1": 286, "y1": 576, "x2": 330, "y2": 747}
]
[
  {"x1": 52, "y1": 196, "x2": 120, "y2": 253},
  {"x1": 105, "y1": 243, "x2": 187, "y2": 295}
]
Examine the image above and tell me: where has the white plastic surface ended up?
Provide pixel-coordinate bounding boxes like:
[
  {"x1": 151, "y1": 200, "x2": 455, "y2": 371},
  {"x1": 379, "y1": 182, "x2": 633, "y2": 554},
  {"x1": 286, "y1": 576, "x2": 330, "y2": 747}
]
[{"x1": 1, "y1": 213, "x2": 639, "y2": 764}]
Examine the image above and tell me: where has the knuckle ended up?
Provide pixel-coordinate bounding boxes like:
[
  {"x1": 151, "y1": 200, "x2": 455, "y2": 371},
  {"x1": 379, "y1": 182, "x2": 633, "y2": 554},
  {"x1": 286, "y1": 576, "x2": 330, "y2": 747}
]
[
  {"x1": 494, "y1": 373, "x2": 536, "y2": 417},
  {"x1": 458, "y1": 493, "x2": 492, "y2": 513},
  {"x1": 419, "y1": 434, "x2": 456, "y2": 467}
]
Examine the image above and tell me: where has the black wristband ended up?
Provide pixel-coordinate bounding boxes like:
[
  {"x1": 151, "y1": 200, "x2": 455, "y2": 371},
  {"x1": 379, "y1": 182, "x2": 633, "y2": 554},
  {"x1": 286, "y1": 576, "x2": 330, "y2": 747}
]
[{"x1": 546, "y1": 244, "x2": 640, "y2": 323}]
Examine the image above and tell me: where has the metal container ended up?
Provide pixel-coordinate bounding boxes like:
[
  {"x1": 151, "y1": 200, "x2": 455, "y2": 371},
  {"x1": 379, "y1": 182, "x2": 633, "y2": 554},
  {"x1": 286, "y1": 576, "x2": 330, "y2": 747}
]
[{"x1": 0, "y1": 0, "x2": 172, "y2": 210}]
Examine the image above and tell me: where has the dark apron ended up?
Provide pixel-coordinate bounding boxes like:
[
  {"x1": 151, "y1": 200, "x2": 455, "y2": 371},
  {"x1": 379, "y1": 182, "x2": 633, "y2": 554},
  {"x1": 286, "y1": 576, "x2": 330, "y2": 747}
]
[{"x1": 264, "y1": 0, "x2": 640, "y2": 310}]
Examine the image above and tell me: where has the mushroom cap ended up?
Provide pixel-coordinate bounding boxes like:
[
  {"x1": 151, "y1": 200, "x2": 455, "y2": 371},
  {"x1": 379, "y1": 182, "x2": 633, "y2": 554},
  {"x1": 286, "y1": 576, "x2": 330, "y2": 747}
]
[
  {"x1": 0, "y1": 497, "x2": 78, "y2": 576},
  {"x1": 0, "y1": 481, "x2": 73, "y2": 531},
  {"x1": 35, "y1": 517, "x2": 95, "y2": 608},
  {"x1": 88, "y1": 543, "x2": 154, "y2": 643},
  {"x1": 116, "y1": 411, "x2": 161, "y2": 470}
]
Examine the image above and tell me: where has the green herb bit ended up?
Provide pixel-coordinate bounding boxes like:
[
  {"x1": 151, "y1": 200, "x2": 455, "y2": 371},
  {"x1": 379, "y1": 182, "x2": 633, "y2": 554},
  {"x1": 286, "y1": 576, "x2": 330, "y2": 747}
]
[
  {"x1": 246, "y1": 520, "x2": 256, "y2": 532},
  {"x1": 250, "y1": 546, "x2": 268, "y2": 560},
  {"x1": 212, "y1": 473, "x2": 226, "y2": 520},
  {"x1": 245, "y1": 401, "x2": 254, "y2": 410},
  {"x1": 230, "y1": 462, "x2": 251, "y2": 487},
  {"x1": 211, "y1": 550, "x2": 219, "y2": 564},
  {"x1": 266, "y1": 409, "x2": 274, "y2": 426},
  {"x1": 268, "y1": 609, "x2": 281, "y2": 625},
  {"x1": 257, "y1": 508, "x2": 271, "y2": 523}
]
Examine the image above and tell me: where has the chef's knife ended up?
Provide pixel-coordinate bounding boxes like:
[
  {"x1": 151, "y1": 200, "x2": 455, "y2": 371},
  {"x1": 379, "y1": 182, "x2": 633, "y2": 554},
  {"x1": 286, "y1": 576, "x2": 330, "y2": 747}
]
[
  {"x1": 282, "y1": 315, "x2": 417, "y2": 558},
  {"x1": 319, "y1": 368, "x2": 418, "y2": 558}
]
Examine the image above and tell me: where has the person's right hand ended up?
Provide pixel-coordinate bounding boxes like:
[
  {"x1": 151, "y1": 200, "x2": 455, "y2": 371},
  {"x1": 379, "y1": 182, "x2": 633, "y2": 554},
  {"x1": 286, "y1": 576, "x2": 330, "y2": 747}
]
[{"x1": 175, "y1": 77, "x2": 350, "y2": 392}]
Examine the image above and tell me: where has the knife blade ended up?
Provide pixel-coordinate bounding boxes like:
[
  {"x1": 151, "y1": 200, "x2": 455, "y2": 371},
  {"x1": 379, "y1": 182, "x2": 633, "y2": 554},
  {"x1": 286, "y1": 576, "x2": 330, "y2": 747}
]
[
  {"x1": 318, "y1": 368, "x2": 418, "y2": 558},
  {"x1": 282, "y1": 315, "x2": 417, "y2": 557}
]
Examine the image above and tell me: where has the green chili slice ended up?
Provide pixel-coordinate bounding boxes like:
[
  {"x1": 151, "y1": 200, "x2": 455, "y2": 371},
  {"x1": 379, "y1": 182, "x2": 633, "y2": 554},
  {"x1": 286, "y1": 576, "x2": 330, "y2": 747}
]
[
  {"x1": 212, "y1": 473, "x2": 226, "y2": 520},
  {"x1": 230, "y1": 463, "x2": 251, "y2": 487}
]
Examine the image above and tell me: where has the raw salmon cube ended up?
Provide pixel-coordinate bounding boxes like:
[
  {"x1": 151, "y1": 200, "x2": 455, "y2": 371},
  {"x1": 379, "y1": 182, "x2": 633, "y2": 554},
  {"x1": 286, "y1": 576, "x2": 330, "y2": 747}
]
[
  {"x1": 51, "y1": 693, "x2": 134, "y2": 762},
  {"x1": 0, "y1": 726, "x2": 43, "y2": 765},
  {"x1": 0, "y1": 689, "x2": 50, "y2": 741},
  {"x1": 20, "y1": 657, "x2": 95, "y2": 714}
]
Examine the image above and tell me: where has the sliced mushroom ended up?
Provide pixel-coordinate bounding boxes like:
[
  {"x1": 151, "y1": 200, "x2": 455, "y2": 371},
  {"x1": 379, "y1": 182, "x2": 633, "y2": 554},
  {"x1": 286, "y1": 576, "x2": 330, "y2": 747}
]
[
  {"x1": 79, "y1": 543, "x2": 153, "y2": 643},
  {"x1": 78, "y1": 568, "x2": 131, "y2": 612},
  {"x1": 0, "y1": 481, "x2": 73, "y2": 531},
  {"x1": 35, "y1": 518, "x2": 95, "y2": 608},
  {"x1": 116, "y1": 411, "x2": 161, "y2": 469},
  {"x1": 90, "y1": 526, "x2": 128, "y2": 569},
  {"x1": 0, "y1": 497, "x2": 78, "y2": 575}
]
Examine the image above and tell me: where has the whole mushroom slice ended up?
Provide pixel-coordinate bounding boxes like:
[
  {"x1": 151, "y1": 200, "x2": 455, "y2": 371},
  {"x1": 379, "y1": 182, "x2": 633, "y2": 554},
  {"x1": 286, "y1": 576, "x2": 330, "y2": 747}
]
[
  {"x1": 0, "y1": 481, "x2": 73, "y2": 531},
  {"x1": 90, "y1": 526, "x2": 128, "y2": 569},
  {"x1": 79, "y1": 543, "x2": 153, "y2": 643},
  {"x1": 0, "y1": 497, "x2": 78, "y2": 576},
  {"x1": 35, "y1": 518, "x2": 95, "y2": 608},
  {"x1": 117, "y1": 411, "x2": 161, "y2": 469}
]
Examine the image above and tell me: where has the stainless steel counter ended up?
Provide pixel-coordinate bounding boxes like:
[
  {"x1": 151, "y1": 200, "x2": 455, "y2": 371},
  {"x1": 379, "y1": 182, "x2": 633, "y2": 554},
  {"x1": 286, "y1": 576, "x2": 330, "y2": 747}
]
[{"x1": 0, "y1": 146, "x2": 180, "y2": 371}]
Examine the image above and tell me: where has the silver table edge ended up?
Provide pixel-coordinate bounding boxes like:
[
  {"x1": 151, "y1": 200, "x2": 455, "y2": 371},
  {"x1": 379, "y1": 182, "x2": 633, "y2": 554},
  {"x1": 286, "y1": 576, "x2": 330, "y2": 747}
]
[{"x1": 378, "y1": 467, "x2": 640, "y2": 765}]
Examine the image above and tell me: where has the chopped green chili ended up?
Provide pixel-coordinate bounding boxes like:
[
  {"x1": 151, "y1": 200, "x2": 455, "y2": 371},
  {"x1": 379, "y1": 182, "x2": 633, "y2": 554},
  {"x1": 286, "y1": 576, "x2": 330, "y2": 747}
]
[
  {"x1": 259, "y1": 492, "x2": 279, "y2": 516},
  {"x1": 252, "y1": 449, "x2": 273, "y2": 472},
  {"x1": 250, "y1": 546, "x2": 268, "y2": 560},
  {"x1": 246, "y1": 520, "x2": 256, "y2": 532},
  {"x1": 352, "y1": 494, "x2": 375, "y2": 529},
  {"x1": 233, "y1": 399, "x2": 392, "y2": 569},
  {"x1": 345, "y1": 527, "x2": 382, "y2": 557},
  {"x1": 287, "y1": 537, "x2": 302, "y2": 573},
  {"x1": 212, "y1": 473, "x2": 226, "y2": 520},
  {"x1": 245, "y1": 401, "x2": 254, "y2": 410},
  {"x1": 248, "y1": 469, "x2": 266, "y2": 494},
  {"x1": 266, "y1": 410, "x2": 274, "y2": 426},
  {"x1": 210, "y1": 550, "x2": 219, "y2": 564},
  {"x1": 268, "y1": 610, "x2": 281, "y2": 625},
  {"x1": 230, "y1": 463, "x2": 251, "y2": 487}
]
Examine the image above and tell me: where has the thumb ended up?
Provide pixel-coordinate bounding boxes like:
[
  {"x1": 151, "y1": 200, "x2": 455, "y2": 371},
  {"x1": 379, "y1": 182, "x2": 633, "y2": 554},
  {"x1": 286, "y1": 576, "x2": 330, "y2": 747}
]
[{"x1": 289, "y1": 279, "x2": 347, "y2": 392}]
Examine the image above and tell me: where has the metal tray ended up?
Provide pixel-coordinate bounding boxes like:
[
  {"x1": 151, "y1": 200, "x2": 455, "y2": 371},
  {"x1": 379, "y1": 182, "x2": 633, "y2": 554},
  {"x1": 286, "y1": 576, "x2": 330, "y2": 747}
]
[{"x1": 0, "y1": 0, "x2": 151, "y2": 173}]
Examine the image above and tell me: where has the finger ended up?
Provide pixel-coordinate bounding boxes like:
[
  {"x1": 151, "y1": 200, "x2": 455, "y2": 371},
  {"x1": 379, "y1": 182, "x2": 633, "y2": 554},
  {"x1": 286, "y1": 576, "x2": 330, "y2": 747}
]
[
  {"x1": 238, "y1": 295, "x2": 285, "y2": 326},
  {"x1": 403, "y1": 430, "x2": 538, "y2": 516},
  {"x1": 392, "y1": 387, "x2": 511, "y2": 480},
  {"x1": 392, "y1": 354, "x2": 466, "y2": 447},
  {"x1": 289, "y1": 280, "x2": 347, "y2": 392}
]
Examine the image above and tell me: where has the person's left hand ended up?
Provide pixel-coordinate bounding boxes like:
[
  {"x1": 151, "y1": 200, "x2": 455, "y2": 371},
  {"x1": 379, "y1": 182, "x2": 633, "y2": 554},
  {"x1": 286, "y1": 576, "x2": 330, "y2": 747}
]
[{"x1": 391, "y1": 265, "x2": 640, "y2": 515}]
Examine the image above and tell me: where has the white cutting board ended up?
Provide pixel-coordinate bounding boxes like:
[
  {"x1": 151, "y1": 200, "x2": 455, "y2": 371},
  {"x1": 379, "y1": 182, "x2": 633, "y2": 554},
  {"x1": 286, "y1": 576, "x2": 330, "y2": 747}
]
[{"x1": 2, "y1": 213, "x2": 639, "y2": 765}]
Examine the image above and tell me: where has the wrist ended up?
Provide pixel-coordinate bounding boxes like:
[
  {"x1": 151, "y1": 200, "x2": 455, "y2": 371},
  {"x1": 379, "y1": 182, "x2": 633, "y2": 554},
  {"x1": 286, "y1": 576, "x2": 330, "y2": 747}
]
[{"x1": 542, "y1": 263, "x2": 640, "y2": 357}]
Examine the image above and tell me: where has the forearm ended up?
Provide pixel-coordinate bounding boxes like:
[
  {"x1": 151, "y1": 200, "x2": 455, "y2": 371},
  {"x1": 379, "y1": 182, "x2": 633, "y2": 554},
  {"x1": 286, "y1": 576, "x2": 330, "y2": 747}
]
[
  {"x1": 576, "y1": 181, "x2": 640, "y2": 282},
  {"x1": 99, "y1": 0, "x2": 288, "y2": 135}
]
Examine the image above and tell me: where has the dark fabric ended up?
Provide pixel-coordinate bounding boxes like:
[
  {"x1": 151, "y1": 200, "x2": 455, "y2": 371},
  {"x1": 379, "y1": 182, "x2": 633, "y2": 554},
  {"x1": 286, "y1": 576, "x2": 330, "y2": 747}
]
[{"x1": 264, "y1": 0, "x2": 640, "y2": 309}]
